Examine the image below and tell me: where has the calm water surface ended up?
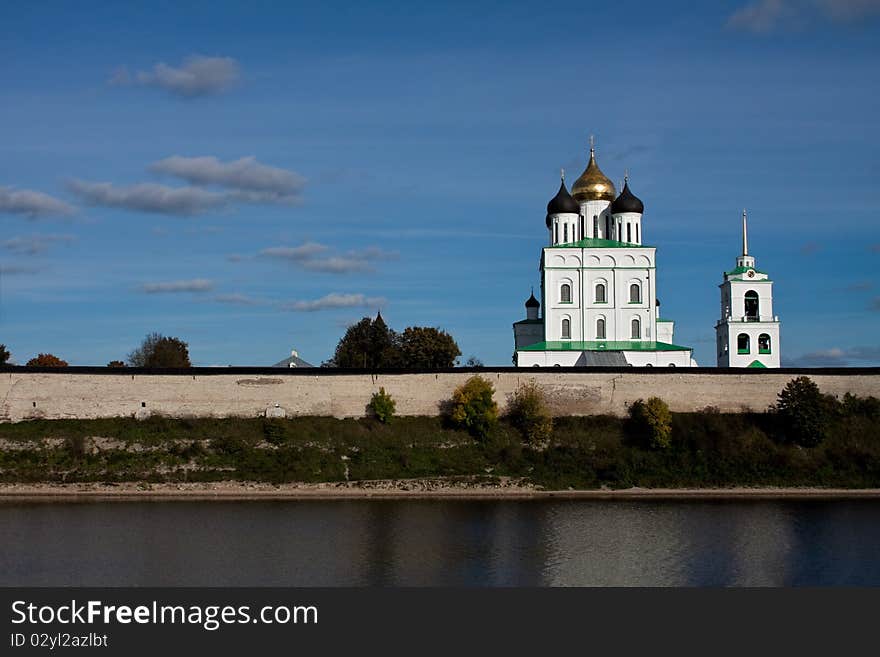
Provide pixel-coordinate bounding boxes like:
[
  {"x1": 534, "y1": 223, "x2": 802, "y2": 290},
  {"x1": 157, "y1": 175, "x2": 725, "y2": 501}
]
[{"x1": 2, "y1": 500, "x2": 879, "y2": 586}]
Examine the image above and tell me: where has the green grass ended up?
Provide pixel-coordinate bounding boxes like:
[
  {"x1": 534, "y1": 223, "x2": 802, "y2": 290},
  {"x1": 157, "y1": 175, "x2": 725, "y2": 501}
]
[{"x1": 1, "y1": 409, "x2": 880, "y2": 488}]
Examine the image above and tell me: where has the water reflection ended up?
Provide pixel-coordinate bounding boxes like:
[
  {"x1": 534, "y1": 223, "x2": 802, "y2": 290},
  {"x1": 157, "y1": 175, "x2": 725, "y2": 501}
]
[{"x1": 1, "y1": 500, "x2": 879, "y2": 586}]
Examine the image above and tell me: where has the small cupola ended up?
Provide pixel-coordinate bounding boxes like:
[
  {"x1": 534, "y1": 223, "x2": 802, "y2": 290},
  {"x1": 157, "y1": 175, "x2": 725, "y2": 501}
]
[
  {"x1": 525, "y1": 289, "x2": 540, "y2": 320},
  {"x1": 611, "y1": 176, "x2": 644, "y2": 215},
  {"x1": 545, "y1": 174, "x2": 580, "y2": 227}
]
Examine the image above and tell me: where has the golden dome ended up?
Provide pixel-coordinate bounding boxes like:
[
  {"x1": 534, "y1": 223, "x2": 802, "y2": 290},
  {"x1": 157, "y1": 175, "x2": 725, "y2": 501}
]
[{"x1": 571, "y1": 147, "x2": 616, "y2": 203}]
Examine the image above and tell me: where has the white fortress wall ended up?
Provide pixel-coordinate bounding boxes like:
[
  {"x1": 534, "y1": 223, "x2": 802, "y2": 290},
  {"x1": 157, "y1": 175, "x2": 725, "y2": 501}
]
[{"x1": 1, "y1": 370, "x2": 878, "y2": 422}]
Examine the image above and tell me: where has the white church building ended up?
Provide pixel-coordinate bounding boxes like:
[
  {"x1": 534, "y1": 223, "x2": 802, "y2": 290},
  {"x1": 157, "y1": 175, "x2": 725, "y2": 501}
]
[
  {"x1": 513, "y1": 142, "x2": 697, "y2": 368},
  {"x1": 714, "y1": 211, "x2": 781, "y2": 368}
]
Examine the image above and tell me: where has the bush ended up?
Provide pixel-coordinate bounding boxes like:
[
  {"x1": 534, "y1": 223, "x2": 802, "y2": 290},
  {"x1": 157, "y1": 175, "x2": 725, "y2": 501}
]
[
  {"x1": 629, "y1": 397, "x2": 673, "y2": 450},
  {"x1": 506, "y1": 381, "x2": 553, "y2": 445},
  {"x1": 368, "y1": 388, "x2": 396, "y2": 424},
  {"x1": 0, "y1": 344, "x2": 9, "y2": 365},
  {"x1": 775, "y1": 376, "x2": 833, "y2": 447},
  {"x1": 26, "y1": 353, "x2": 68, "y2": 367},
  {"x1": 448, "y1": 376, "x2": 498, "y2": 438},
  {"x1": 107, "y1": 360, "x2": 126, "y2": 368}
]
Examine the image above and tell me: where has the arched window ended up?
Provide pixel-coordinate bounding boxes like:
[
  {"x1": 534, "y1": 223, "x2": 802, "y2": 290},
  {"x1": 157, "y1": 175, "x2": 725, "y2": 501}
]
[
  {"x1": 635, "y1": 224, "x2": 639, "y2": 243},
  {"x1": 627, "y1": 224, "x2": 631, "y2": 243},
  {"x1": 593, "y1": 215, "x2": 599, "y2": 238},
  {"x1": 561, "y1": 318, "x2": 571, "y2": 339},
  {"x1": 563, "y1": 224, "x2": 568, "y2": 243},
  {"x1": 605, "y1": 217, "x2": 611, "y2": 239},
  {"x1": 596, "y1": 317, "x2": 606, "y2": 340},
  {"x1": 595, "y1": 283, "x2": 606, "y2": 303},
  {"x1": 745, "y1": 290, "x2": 759, "y2": 320},
  {"x1": 759, "y1": 333, "x2": 771, "y2": 354},
  {"x1": 554, "y1": 223, "x2": 558, "y2": 244},
  {"x1": 631, "y1": 317, "x2": 640, "y2": 339},
  {"x1": 737, "y1": 333, "x2": 750, "y2": 354},
  {"x1": 629, "y1": 282, "x2": 641, "y2": 303},
  {"x1": 560, "y1": 283, "x2": 571, "y2": 303}
]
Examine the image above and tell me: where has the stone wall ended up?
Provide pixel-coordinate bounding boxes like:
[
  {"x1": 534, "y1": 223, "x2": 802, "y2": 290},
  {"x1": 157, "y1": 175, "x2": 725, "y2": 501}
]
[{"x1": 1, "y1": 368, "x2": 878, "y2": 422}]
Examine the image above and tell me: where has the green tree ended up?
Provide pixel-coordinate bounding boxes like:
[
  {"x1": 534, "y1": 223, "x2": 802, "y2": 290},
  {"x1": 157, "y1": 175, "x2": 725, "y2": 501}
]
[
  {"x1": 26, "y1": 353, "x2": 69, "y2": 367},
  {"x1": 629, "y1": 397, "x2": 673, "y2": 449},
  {"x1": 327, "y1": 313, "x2": 399, "y2": 368},
  {"x1": 775, "y1": 376, "x2": 833, "y2": 447},
  {"x1": 107, "y1": 360, "x2": 126, "y2": 368},
  {"x1": 506, "y1": 381, "x2": 553, "y2": 444},
  {"x1": 448, "y1": 376, "x2": 498, "y2": 438},
  {"x1": 0, "y1": 344, "x2": 9, "y2": 365},
  {"x1": 397, "y1": 326, "x2": 461, "y2": 368},
  {"x1": 128, "y1": 333, "x2": 191, "y2": 368},
  {"x1": 367, "y1": 387, "x2": 396, "y2": 424}
]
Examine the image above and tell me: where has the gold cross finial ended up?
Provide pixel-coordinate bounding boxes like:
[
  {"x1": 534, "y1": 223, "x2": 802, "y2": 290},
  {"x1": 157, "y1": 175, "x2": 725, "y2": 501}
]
[
  {"x1": 560, "y1": 167, "x2": 565, "y2": 182},
  {"x1": 589, "y1": 134, "x2": 595, "y2": 156},
  {"x1": 624, "y1": 168, "x2": 629, "y2": 182}
]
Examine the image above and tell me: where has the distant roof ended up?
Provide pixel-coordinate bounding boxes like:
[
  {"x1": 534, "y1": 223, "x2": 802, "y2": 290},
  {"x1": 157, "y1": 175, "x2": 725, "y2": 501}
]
[
  {"x1": 519, "y1": 340, "x2": 692, "y2": 352},
  {"x1": 272, "y1": 353, "x2": 314, "y2": 368}
]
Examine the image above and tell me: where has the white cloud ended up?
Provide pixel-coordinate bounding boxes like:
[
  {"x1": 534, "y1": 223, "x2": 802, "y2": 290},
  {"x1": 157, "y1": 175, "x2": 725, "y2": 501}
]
[
  {"x1": 0, "y1": 186, "x2": 75, "y2": 218},
  {"x1": 119, "y1": 55, "x2": 240, "y2": 98},
  {"x1": 140, "y1": 279, "x2": 214, "y2": 294},
  {"x1": 2, "y1": 234, "x2": 75, "y2": 255},
  {"x1": 261, "y1": 242, "x2": 398, "y2": 274},
  {"x1": 68, "y1": 180, "x2": 227, "y2": 216},
  {"x1": 151, "y1": 156, "x2": 306, "y2": 202},
  {"x1": 281, "y1": 293, "x2": 387, "y2": 312},
  {"x1": 0, "y1": 264, "x2": 42, "y2": 276},
  {"x1": 727, "y1": 0, "x2": 880, "y2": 32},
  {"x1": 214, "y1": 293, "x2": 264, "y2": 306},
  {"x1": 789, "y1": 345, "x2": 880, "y2": 366}
]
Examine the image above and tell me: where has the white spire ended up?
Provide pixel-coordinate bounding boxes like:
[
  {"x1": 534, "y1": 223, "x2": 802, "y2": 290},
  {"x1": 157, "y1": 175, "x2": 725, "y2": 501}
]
[{"x1": 742, "y1": 209, "x2": 748, "y2": 256}]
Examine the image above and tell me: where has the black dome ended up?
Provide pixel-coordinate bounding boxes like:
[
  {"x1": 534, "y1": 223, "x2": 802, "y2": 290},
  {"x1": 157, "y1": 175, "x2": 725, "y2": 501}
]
[
  {"x1": 525, "y1": 292, "x2": 540, "y2": 308},
  {"x1": 610, "y1": 180, "x2": 644, "y2": 215},
  {"x1": 545, "y1": 180, "x2": 580, "y2": 227}
]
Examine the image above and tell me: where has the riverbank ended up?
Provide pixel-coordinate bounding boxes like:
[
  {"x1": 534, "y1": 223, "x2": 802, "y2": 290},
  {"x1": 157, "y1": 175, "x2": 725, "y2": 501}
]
[
  {"x1": 2, "y1": 409, "x2": 880, "y2": 490},
  {"x1": 3, "y1": 480, "x2": 880, "y2": 501}
]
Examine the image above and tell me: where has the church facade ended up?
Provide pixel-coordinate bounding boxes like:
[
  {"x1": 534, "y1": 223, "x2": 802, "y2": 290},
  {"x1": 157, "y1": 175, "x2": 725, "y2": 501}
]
[{"x1": 513, "y1": 143, "x2": 696, "y2": 367}]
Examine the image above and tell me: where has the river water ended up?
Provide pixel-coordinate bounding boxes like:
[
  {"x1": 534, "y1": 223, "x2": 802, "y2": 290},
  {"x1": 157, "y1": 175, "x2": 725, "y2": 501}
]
[{"x1": 2, "y1": 499, "x2": 879, "y2": 586}]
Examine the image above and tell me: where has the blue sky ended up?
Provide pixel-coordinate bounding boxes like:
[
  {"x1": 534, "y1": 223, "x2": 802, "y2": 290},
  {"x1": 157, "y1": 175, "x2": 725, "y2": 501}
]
[{"x1": 1, "y1": 0, "x2": 879, "y2": 367}]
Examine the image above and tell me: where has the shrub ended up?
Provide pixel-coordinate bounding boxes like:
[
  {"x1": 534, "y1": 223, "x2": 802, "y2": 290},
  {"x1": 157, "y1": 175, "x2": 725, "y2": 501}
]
[
  {"x1": 262, "y1": 419, "x2": 287, "y2": 445},
  {"x1": 26, "y1": 353, "x2": 69, "y2": 367},
  {"x1": 629, "y1": 397, "x2": 673, "y2": 450},
  {"x1": 775, "y1": 376, "x2": 833, "y2": 447},
  {"x1": 107, "y1": 360, "x2": 126, "y2": 368},
  {"x1": 0, "y1": 344, "x2": 9, "y2": 365},
  {"x1": 368, "y1": 387, "x2": 396, "y2": 424},
  {"x1": 448, "y1": 376, "x2": 498, "y2": 438},
  {"x1": 506, "y1": 381, "x2": 553, "y2": 445}
]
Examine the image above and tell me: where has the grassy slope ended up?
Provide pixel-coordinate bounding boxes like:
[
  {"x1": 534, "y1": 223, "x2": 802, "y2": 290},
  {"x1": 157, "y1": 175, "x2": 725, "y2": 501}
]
[{"x1": 1, "y1": 411, "x2": 879, "y2": 488}]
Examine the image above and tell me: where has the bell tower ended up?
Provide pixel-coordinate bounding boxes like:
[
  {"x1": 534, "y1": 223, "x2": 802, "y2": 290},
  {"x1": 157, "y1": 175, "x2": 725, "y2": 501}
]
[{"x1": 715, "y1": 211, "x2": 781, "y2": 368}]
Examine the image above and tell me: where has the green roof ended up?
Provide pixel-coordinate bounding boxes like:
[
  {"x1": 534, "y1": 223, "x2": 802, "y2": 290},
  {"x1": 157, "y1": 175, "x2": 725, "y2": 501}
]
[
  {"x1": 725, "y1": 266, "x2": 768, "y2": 276},
  {"x1": 520, "y1": 340, "x2": 691, "y2": 352},
  {"x1": 656, "y1": 318, "x2": 674, "y2": 323},
  {"x1": 549, "y1": 238, "x2": 654, "y2": 249},
  {"x1": 748, "y1": 360, "x2": 767, "y2": 368}
]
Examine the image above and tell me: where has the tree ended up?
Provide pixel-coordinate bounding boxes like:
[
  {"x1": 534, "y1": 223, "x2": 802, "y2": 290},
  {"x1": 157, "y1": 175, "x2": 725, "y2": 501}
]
[
  {"x1": 448, "y1": 376, "x2": 498, "y2": 438},
  {"x1": 397, "y1": 327, "x2": 461, "y2": 368},
  {"x1": 107, "y1": 360, "x2": 126, "y2": 368},
  {"x1": 775, "y1": 376, "x2": 833, "y2": 447},
  {"x1": 506, "y1": 381, "x2": 553, "y2": 444},
  {"x1": 367, "y1": 387, "x2": 396, "y2": 424},
  {"x1": 0, "y1": 344, "x2": 9, "y2": 365},
  {"x1": 465, "y1": 356, "x2": 484, "y2": 367},
  {"x1": 128, "y1": 333, "x2": 191, "y2": 368},
  {"x1": 629, "y1": 397, "x2": 673, "y2": 449},
  {"x1": 327, "y1": 315, "x2": 462, "y2": 369},
  {"x1": 327, "y1": 313, "x2": 399, "y2": 368},
  {"x1": 26, "y1": 353, "x2": 69, "y2": 367}
]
